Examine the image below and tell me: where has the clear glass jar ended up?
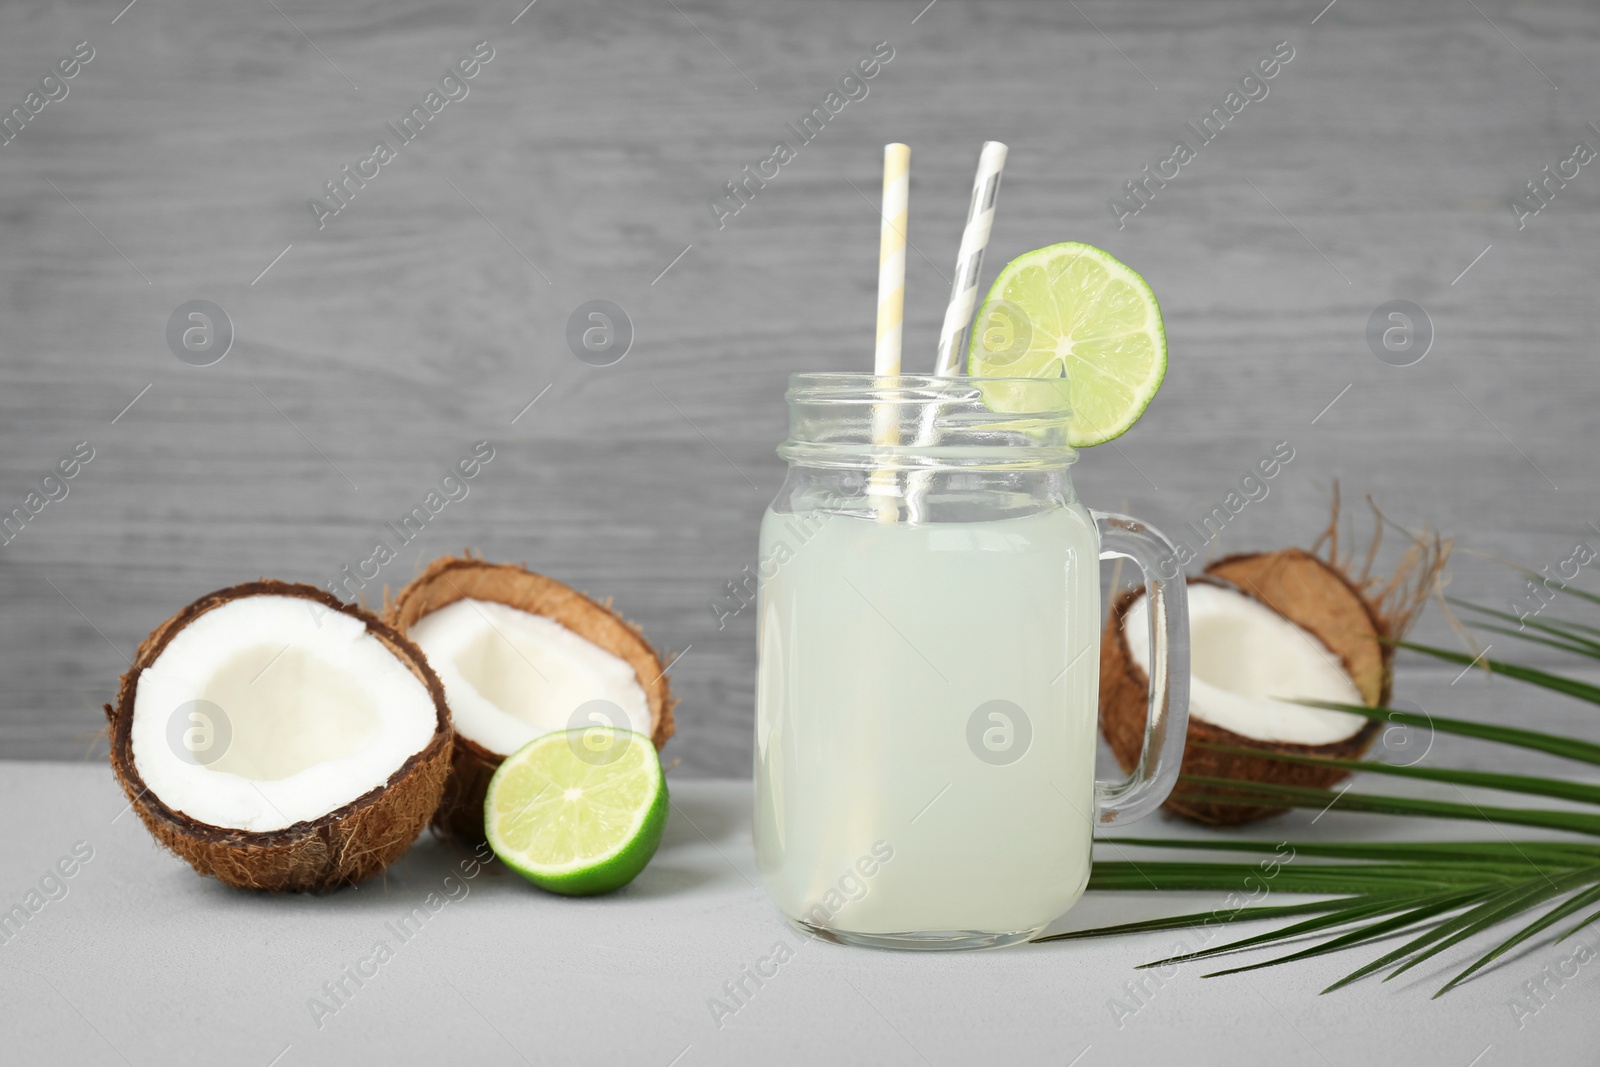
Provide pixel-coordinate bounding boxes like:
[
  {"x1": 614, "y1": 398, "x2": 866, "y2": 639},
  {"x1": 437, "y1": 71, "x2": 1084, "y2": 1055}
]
[{"x1": 753, "y1": 374, "x2": 1189, "y2": 950}]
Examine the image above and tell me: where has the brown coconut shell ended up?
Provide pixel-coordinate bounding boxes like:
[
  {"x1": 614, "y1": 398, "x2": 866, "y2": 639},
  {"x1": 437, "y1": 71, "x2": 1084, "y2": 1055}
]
[
  {"x1": 105, "y1": 581, "x2": 453, "y2": 892},
  {"x1": 385, "y1": 555, "x2": 677, "y2": 842},
  {"x1": 1101, "y1": 492, "x2": 1449, "y2": 826}
]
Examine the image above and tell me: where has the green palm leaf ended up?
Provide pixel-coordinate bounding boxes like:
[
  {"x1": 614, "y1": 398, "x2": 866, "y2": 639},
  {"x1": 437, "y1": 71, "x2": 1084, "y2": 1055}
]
[
  {"x1": 1209, "y1": 890, "x2": 1494, "y2": 981},
  {"x1": 1033, "y1": 898, "x2": 1360, "y2": 943},
  {"x1": 1508, "y1": 572, "x2": 1600, "y2": 611},
  {"x1": 1461, "y1": 622, "x2": 1600, "y2": 660},
  {"x1": 1195, "y1": 743, "x2": 1600, "y2": 806},
  {"x1": 1292, "y1": 700, "x2": 1600, "y2": 766},
  {"x1": 1144, "y1": 895, "x2": 1451, "y2": 969},
  {"x1": 1397, "y1": 640, "x2": 1600, "y2": 704},
  {"x1": 1319, "y1": 877, "x2": 1568, "y2": 993},
  {"x1": 1448, "y1": 599, "x2": 1600, "y2": 656},
  {"x1": 1434, "y1": 881, "x2": 1600, "y2": 996},
  {"x1": 1106, "y1": 837, "x2": 1600, "y2": 866},
  {"x1": 1326, "y1": 868, "x2": 1600, "y2": 993},
  {"x1": 1174, "y1": 776, "x2": 1600, "y2": 837},
  {"x1": 1556, "y1": 903, "x2": 1600, "y2": 943},
  {"x1": 1087, "y1": 861, "x2": 1473, "y2": 894}
]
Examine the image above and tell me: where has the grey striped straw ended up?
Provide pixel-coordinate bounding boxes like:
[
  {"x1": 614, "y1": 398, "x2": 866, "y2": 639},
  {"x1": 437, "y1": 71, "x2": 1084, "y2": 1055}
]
[{"x1": 934, "y1": 141, "x2": 1009, "y2": 376}]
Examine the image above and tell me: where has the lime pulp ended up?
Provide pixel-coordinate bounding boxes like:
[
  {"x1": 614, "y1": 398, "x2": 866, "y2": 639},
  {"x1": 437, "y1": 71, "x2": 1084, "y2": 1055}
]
[
  {"x1": 484, "y1": 727, "x2": 667, "y2": 896},
  {"x1": 967, "y1": 242, "x2": 1167, "y2": 447}
]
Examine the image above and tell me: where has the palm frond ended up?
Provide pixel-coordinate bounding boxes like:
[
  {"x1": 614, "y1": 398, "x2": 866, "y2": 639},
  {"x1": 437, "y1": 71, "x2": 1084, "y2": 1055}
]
[
  {"x1": 1397, "y1": 640, "x2": 1600, "y2": 704},
  {"x1": 1211, "y1": 891, "x2": 1494, "y2": 981},
  {"x1": 1195, "y1": 743, "x2": 1600, "y2": 806},
  {"x1": 1105, "y1": 837, "x2": 1600, "y2": 866},
  {"x1": 1508, "y1": 572, "x2": 1600, "y2": 611},
  {"x1": 1318, "y1": 876, "x2": 1575, "y2": 993},
  {"x1": 1292, "y1": 699, "x2": 1600, "y2": 766},
  {"x1": 1448, "y1": 599, "x2": 1600, "y2": 656},
  {"x1": 1556, "y1": 903, "x2": 1600, "y2": 944},
  {"x1": 1174, "y1": 775, "x2": 1600, "y2": 837},
  {"x1": 1147, "y1": 895, "x2": 1460, "y2": 969},
  {"x1": 1435, "y1": 881, "x2": 1600, "y2": 996},
  {"x1": 1032, "y1": 898, "x2": 1358, "y2": 943},
  {"x1": 1458, "y1": 621, "x2": 1600, "y2": 661}
]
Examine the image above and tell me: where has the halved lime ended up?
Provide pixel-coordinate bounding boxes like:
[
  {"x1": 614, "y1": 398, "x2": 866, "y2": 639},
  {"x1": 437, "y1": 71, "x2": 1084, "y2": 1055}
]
[
  {"x1": 484, "y1": 727, "x2": 667, "y2": 896},
  {"x1": 967, "y1": 242, "x2": 1166, "y2": 447}
]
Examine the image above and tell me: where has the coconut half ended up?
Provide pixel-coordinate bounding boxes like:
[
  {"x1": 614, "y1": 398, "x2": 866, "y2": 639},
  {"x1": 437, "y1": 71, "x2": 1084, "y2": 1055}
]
[
  {"x1": 386, "y1": 556, "x2": 676, "y2": 841},
  {"x1": 1101, "y1": 495, "x2": 1449, "y2": 825},
  {"x1": 1122, "y1": 579, "x2": 1368, "y2": 747},
  {"x1": 106, "y1": 581, "x2": 452, "y2": 891}
]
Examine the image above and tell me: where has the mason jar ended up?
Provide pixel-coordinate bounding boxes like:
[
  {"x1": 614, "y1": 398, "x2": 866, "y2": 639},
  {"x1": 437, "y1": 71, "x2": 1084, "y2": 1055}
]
[{"x1": 753, "y1": 373, "x2": 1189, "y2": 950}]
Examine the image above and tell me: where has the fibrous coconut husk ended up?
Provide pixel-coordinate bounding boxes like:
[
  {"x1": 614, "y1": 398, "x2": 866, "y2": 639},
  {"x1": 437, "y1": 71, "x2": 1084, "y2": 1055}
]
[
  {"x1": 1101, "y1": 487, "x2": 1450, "y2": 826},
  {"x1": 105, "y1": 581, "x2": 453, "y2": 892},
  {"x1": 385, "y1": 554, "x2": 677, "y2": 842}
]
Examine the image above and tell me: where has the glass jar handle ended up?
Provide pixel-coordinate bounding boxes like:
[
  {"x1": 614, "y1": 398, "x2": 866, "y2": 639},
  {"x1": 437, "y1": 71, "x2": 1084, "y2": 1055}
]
[{"x1": 1091, "y1": 511, "x2": 1190, "y2": 827}]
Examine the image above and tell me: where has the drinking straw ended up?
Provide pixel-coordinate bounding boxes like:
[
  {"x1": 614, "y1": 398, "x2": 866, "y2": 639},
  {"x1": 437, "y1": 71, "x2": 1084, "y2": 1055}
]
[
  {"x1": 870, "y1": 144, "x2": 911, "y2": 522},
  {"x1": 904, "y1": 142, "x2": 1008, "y2": 523},
  {"x1": 874, "y1": 143, "x2": 911, "y2": 376},
  {"x1": 932, "y1": 141, "x2": 1008, "y2": 377}
]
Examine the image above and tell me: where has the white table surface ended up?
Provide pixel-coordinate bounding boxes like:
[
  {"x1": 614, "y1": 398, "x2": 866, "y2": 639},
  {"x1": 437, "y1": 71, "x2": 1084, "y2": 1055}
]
[{"x1": 3, "y1": 759, "x2": 1594, "y2": 1067}]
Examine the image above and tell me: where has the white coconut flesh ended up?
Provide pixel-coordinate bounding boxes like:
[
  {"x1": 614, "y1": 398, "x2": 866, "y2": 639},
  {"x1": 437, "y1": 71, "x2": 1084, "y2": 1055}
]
[
  {"x1": 130, "y1": 595, "x2": 440, "y2": 832},
  {"x1": 1123, "y1": 583, "x2": 1368, "y2": 746},
  {"x1": 407, "y1": 598, "x2": 652, "y2": 757}
]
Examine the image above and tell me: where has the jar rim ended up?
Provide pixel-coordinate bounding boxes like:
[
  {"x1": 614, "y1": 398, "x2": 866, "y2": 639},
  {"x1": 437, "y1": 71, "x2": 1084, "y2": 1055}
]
[
  {"x1": 789, "y1": 371, "x2": 1071, "y2": 393},
  {"x1": 780, "y1": 373, "x2": 1077, "y2": 471},
  {"x1": 786, "y1": 373, "x2": 1076, "y2": 414}
]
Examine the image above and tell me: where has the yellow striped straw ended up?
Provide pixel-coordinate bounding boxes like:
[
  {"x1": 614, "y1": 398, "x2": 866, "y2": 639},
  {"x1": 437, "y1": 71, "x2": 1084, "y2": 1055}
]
[
  {"x1": 874, "y1": 143, "x2": 910, "y2": 376},
  {"x1": 870, "y1": 144, "x2": 910, "y2": 522}
]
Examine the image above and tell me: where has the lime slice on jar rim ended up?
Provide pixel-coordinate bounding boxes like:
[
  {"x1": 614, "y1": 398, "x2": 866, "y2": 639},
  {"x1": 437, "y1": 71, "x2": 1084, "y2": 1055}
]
[
  {"x1": 967, "y1": 242, "x2": 1167, "y2": 447},
  {"x1": 484, "y1": 727, "x2": 667, "y2": 896}
]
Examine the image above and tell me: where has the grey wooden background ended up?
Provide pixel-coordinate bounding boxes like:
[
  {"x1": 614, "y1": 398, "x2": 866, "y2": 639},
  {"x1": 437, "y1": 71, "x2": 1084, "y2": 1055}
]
[{"x1": 3, "y1": 0, "x2": 1598, "y2": 775}]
